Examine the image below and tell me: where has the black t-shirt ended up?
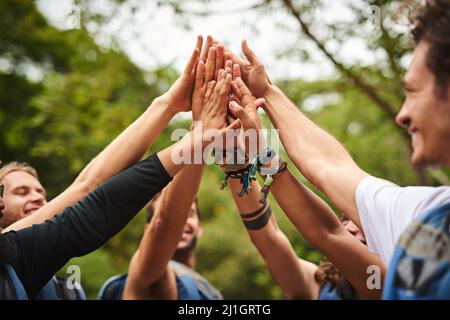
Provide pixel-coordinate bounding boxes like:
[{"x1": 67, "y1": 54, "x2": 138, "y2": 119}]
[{"x1": 0, "y1": 153, "x2": 171, "y2": 299}]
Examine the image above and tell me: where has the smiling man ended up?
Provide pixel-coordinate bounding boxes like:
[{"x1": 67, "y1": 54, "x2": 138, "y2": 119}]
[
  {"x1": 0, "y1": 162, "x2": 47, "y2": 229},
  {"x1": 223, "y1": 0, "x2": 449, "y2": 299}
]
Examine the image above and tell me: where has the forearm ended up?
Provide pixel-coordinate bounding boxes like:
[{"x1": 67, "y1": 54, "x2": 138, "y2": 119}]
[
  {"x1": 130, "y1": 163, "x2": 205, "y2": 288},
  {"x1": 271, "y1": 168, "x2": 384, "y2": 299},
  {"x1": 12, "y1": 153, "x2": 172, "y2": 299},
  {"x1": 228, "y1": 179, "x2": 318, "y2": 299},
  {"x1": 157, "y1": 124, "x2": 209, "y2": 177},
  {"x1": 263, "y1": 85, "x2": 367, "y2": 226},
  {"x1": 74, "y1": 97, "x2": 175, "y2": 189},
  {"x1": 270, "y1": 168, "x2": 343, "y2": 246},
  {"x1": 4, "y1": 98, "x2": 175, "y2": 233},
  {"x1": 264, "y1": 86, "x2": 353, "y2": 172}
]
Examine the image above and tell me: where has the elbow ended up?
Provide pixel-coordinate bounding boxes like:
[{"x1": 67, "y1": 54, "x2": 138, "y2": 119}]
[{"x1": 307, "y1": 225, "x2": 345, "y2": 253}]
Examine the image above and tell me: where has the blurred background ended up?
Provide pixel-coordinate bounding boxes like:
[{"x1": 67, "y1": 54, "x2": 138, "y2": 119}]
[{"x1": 1, "y1": 0, "x2": 449, "y2": 299}]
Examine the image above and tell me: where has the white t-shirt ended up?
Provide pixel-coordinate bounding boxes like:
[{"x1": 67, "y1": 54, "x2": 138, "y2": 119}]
[{"x1": 355, "y1": 176, "x2": 450, "y2": 266}]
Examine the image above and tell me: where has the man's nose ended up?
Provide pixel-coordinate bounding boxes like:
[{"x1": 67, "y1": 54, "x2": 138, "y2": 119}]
[
  {"x1": 395, "y1": 104, "x2": 411, "y2": 129},
  {"x1": 30, "y1": 190, "x2": 46, "y2": 204}
]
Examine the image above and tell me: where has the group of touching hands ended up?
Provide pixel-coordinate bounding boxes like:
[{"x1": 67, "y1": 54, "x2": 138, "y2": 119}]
[{"x1": 159, "y1": 35, "x2": 274, "y2": 159}]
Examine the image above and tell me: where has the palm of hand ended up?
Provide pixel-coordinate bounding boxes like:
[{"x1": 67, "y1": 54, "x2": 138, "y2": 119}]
[
  {"x1": 241, "y1": 62, "x2": 270, "y2": 98},
  {"x1": 169, "y1": 74, "x2": 194, "y2": 112}
]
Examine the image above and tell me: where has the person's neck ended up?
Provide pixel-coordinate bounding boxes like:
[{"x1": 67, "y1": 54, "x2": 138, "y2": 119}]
[{"x1": 172, "y1": 248, "x2": 196, "y2": 269}]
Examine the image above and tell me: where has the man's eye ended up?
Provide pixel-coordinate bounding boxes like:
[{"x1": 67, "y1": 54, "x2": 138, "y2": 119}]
[{"x1": 14, "y1": 189, "x2": 28, "y2": 196}]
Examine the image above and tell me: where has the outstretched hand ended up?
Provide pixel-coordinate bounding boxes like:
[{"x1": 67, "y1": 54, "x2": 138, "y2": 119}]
[
  {"x1": 228, "y1": 77, "x2": 266, "y2": 157},
  {"x1": 214, "y1": 38, "x2": 272, "y2": 98},
  {"x1": 160, "y1": 36, "x2": 203, "y2": 113},
  {"x1": 229, "y1": 77, "x2": 265, "y2": 133},
  {"x1": 192, "y1": 36, "x2": 227, "y2": 120},
  {"x1": 199, "y1": 68, "x2": 235, "y2": 131}
]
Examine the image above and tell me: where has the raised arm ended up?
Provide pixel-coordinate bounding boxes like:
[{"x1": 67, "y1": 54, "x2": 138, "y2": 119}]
[
  {"x1": 226, "y1": 176, "x2": 319, "y2": 299},
  {"x1": 4, "y1": 36, "x2": 204, "y2": 233},
  {"x1": 229, "y1": 75, "x2": 384, "y2": 299},
  {"x1": 5, "y1": 73, "x2": 238, "y2": 298},
  {"x1": 227, "y1": 39, "x2": 368, "y2": 228},
  {"x1": 124, "y1": 53, "x2": 234, "y2": 299}
]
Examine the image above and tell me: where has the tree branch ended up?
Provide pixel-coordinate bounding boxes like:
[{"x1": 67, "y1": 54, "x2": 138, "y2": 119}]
[
  {"x1": 282, "y1": 0, "x2": 401, "y2": 123},
  {"x1": 282, "y1": 0, "x2": 431, "y2": 185}
]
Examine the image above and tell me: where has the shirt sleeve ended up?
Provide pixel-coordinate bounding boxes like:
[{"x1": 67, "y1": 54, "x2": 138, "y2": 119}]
[
  {"x1": 355, "y1": 176, "x2": 450, "y2": 265},
  {"x1": 7, "y1": 153, "x2": 172, "y2": 299}
]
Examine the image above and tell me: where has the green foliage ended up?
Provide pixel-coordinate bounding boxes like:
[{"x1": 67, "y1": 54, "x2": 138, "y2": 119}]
[{"x1": 2, "y1": 0, "x2": 449, "y2": 300}]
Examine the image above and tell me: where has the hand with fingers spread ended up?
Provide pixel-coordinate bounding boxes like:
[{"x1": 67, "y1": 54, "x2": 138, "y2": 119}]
[
  {"x1": 228, "y1": 77, "x2": 266, "y2": 160},
  {"x1": 159, "y1": 36, "x2": 203, "y2": 113},
  {"x1": 213, "y1": 38, "x2": 272, "y2": 98},
  {"x1": 199, "y1": 68, "x2": 234, "y2": 131},
  {"x1": 229, "y1": 77, "x2": 266, "y2": 148},
  {"x1": 191, "y1": 36, "x2": 227, "y2": 120}
]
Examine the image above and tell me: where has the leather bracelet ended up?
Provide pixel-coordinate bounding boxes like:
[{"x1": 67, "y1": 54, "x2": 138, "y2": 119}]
[
  {"x1": 240, "y1": 203, "x2": 268, "y2": 219},
  {"x1": 241, "y1": 204, "x2": 272, "y2": 230}
]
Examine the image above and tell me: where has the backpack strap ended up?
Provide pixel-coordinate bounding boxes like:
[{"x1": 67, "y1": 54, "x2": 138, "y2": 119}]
[
  {"x1": 0, "y1": 262, "x2": 28, "y2": 300},
  {"x1": 35, "y1": 277, "x2": 58, "y2": 300},
  {"x1": 169, "y1": 260, "x2": 223, "y2": 300},
  {"x1": 53, "y1": 276, "x2": 87, "y2": 300},
  {"x1": 97, "y1": 274, "x2": 128, "y2": 300},
  {"x1": 383, "y1": 201, "x2": 450, "y2": 299},
  {"x1": 176, "y1": 274, "x2": 201, "y2": 300},
  {"x1": 317, "y1": 278, "x2": 358, "y2": 300}
]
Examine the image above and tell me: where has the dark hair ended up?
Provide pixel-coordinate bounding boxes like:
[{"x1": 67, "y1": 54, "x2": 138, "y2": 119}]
[
  {"x1": 411, "y1": 0, "x2": 450, "y2": 98},
  {"x1": 313, "y1": 214, "x2": 348, "y2": 285},
  {"x1": 146, "y1": 193, "x2": 201, "y2": 223},
  {"x1": 314, "y1": 260, "x2": 342, "y2": 286}
]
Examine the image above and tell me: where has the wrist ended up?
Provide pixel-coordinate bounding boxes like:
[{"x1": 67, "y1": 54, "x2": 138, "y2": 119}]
[
  {"x1": 262, "y1": 85, "x2": 280, "y2": 110},
  {"x1": 154, "y1": 95, "x2": 178, "y2": 117}
]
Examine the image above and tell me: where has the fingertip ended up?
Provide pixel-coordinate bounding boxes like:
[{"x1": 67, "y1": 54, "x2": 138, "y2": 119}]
[
  {"x1": 254, "y1": 98, "x2": 266, "y2": 108},
  {"x1": 229, "y1": 100, "x2": 239, "y2": 109}
]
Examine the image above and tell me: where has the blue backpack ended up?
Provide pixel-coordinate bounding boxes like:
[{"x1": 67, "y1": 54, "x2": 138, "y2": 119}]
[
  {"x1": 98, "y1": 260, "x2": 223, "y2": 300},
  {"x1": 0, "y1": 262, "x2": 86, "y2": 300},
  {"x1": 383, "y1": 202, "x2": 450, "y2": 299},
  {"x1": 317, "y1": 277, "x2": 358, "y2": 300}
]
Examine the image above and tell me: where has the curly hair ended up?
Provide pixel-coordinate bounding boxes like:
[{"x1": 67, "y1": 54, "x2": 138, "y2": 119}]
[
  {"x1": 411, "y1": 0, "x2": 450, "y2": 98},
  {"x1": 314, "y1": 260, "x2": 342, "y2": 286}
]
